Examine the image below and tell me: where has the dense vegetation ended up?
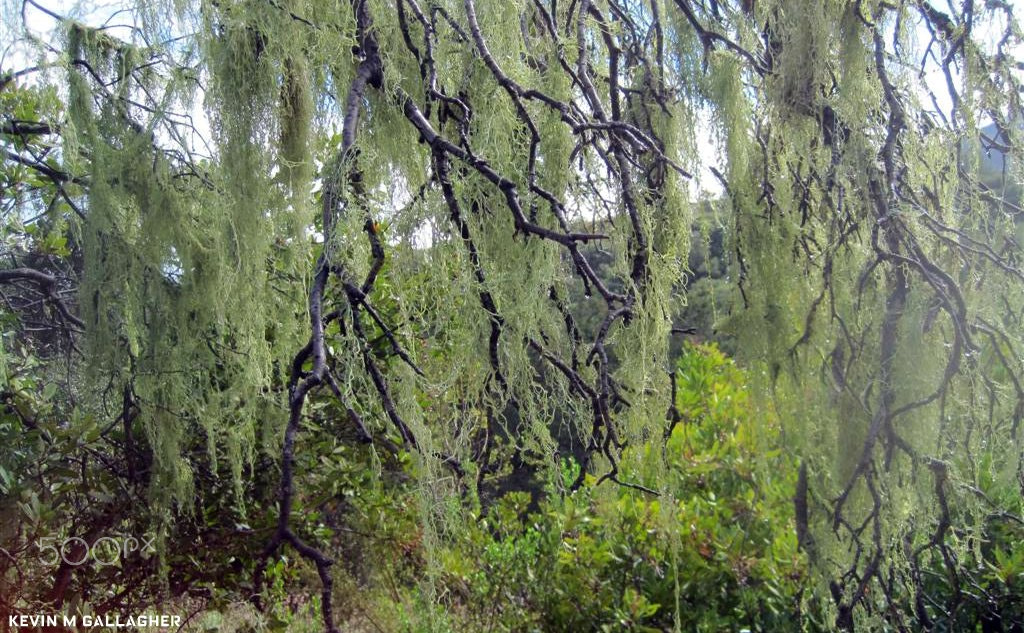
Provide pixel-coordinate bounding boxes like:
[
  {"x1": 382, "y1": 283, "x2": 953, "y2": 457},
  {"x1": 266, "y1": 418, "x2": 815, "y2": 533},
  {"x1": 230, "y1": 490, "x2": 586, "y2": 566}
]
[{"x1": 2, "y1": 0, "x2": 1023, "y2": 631}]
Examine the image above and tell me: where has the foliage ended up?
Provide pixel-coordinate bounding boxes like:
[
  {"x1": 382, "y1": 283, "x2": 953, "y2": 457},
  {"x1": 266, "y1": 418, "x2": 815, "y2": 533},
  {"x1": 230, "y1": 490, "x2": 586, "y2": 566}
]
[
  {"x1": 2, "y1": 0, "x2": 1024, "y2": 632},
  {"x1": 425, "y1": 344, "x2": 806, "y2": 632},
  {"x1": 215, "y1": 343, "x2": 807, "y2": 632}
]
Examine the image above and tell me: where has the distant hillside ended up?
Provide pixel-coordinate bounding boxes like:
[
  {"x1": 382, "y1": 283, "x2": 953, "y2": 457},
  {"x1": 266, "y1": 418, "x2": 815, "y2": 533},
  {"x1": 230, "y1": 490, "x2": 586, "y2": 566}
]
[{"x1": 981, "y1": 122, "x2": 1009, "y2": 174}]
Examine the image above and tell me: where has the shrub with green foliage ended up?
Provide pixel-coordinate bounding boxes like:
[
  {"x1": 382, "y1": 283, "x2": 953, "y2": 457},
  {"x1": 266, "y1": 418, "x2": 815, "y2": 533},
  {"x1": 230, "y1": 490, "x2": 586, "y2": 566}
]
[{"x1": 311, "y1": 343, "x2": 809, "y2": 632}]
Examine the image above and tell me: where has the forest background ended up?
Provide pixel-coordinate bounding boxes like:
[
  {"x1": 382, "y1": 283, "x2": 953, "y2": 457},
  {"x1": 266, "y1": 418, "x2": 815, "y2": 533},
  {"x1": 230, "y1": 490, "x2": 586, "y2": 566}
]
[{"x1": 1, "y1": 0, "x2": 1023, "y2": 631}]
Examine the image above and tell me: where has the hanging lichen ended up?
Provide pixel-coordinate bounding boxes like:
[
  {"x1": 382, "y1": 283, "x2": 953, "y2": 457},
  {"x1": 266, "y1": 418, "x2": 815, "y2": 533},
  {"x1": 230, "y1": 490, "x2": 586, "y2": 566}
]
[{"x1": 6, "y1": 0, "x2": 1022, "y2": 630}]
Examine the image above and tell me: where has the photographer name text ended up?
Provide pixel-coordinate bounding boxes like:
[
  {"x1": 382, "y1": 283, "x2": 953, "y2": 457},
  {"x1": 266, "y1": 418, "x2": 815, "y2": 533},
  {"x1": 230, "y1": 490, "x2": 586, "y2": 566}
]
[{"x1": 8, "y1": 614, "x2": 181, "y2": 628}]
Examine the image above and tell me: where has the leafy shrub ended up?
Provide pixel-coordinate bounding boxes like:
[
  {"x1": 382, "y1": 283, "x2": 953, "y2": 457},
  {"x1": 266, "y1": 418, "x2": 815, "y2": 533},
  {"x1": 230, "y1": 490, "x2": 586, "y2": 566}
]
[{"x1": 414, "y1": 343, "x2": 810, "y2": 632}]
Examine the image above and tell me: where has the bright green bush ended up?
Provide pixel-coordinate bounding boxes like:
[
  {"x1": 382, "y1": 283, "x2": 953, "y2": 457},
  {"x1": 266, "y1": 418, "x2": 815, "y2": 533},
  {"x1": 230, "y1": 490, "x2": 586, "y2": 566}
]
[{"x1": 413, "y1": 343, "x2": 810, "y2": 632}]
